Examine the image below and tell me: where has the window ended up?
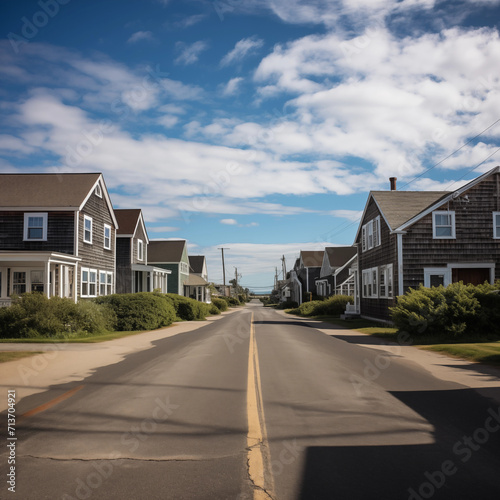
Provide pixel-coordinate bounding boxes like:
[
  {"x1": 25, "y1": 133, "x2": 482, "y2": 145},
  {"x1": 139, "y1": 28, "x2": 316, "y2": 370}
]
[
  {"x1": 31, "y1": 270, "x2": 44, "y2": 293},
  {"x1": 104, "y1": 224, "x2": 111, "y2": 250},
  {"x1": 98, "y1": 271, "x2": 113, "y2": 296},
  {"x1": 424, "y1": 268, "x2": 451, "y2": 288},
  {"x1": 494, "y1": 212, "x2": 500, "y2": 239},
  {"x1": 81, "y1": 268, "x2": 97, "y2": 297},
  {"x1": 24, "y1": 213, "x2": 48, "y2": 241},
  {"x1": 137, "y1": 239, "x2": 144, "y2": 261},
  {"x1": 379, "y1": 265, "x2": 393, "y2": 298},
  {"x1": 180, "y1": 262, "x2": 189, "y2": 274},
  {"x1": 361, "y1": 216, "x2": 381, "y2": 252},
  {"x1": 95, "y1": 183, "x2": 102, "y2": 197},
  {"x1": 84, "y1": 215, "x2": 93, "y2": 244},
  {"x1": 433, "y1": 211, "x2": 455, "y2": 239},
  {"x1": 12, "y1": 272, "x2": 26, "y2": 295},
  {"x1": 362, "y1": 267, "x2": 378, "y2": 298}
]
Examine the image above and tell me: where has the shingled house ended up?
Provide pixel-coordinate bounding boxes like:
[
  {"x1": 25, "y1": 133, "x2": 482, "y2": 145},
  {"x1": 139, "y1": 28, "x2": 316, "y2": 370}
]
[
  {"x1": 315, "y1": 246, "x2": 357, "y2": 297},
  {"x1": 115, "y1": 209, "x2": 170, "y2": 294},
  {"x1": 185, "y1": 255, "x2": 210, "y2": 302},
  {"x1": 0, "y1": 173, "x2": 117, "y2": 305},
  {"x1": 354, "y1": 167, "x2": 500, "y2": 321},
  {"x1": 147, "y1": 240, "x2": 190, "y2": 296}
]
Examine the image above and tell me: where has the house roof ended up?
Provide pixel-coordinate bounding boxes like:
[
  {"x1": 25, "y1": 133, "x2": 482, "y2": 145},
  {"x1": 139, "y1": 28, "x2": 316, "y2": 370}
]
[
  {"x1": 371, "y1": 191, "x2": 450, "y2": 230},
  {"x1": 300, "y1": 250, "x2": 324, "y2": 267},
  {"x1": 0, "y1": 173, "x2": 102, "y2": 208},
  {"x1": 324, "y1": 246, "x2": 357, "y2": 267},
  {"x1": 148, "y1": 240, "x2": 187, "y2": 263},
  {"x1": 184, "y1": 274, "x2": 208, "y2": 286},
  {"x1": 189, "y1": 255, "x2": 206, "y2": 274},
  {"x1": 115, "y1": 209, "x2": 142, "y2": 236}
]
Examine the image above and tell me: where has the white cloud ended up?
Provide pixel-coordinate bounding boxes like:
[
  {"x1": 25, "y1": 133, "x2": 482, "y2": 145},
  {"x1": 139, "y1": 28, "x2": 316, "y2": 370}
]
[
  {"x1": 127, "y1": 31, "x2": 154, "y2": 44},
  {"x1": 222, "y1": 77, "x2": 243, "y2": 96},
  {"x1": 147, "y1": 226, "x2": 180, "y2": 232},
  {"x1": 174, "y1": 41, "x2": 209, "y2": 65},
  {"x1": 220, "y1": 218, "x2": 238, "y2": 225},
  {"x1": 158, "y1": 115, "x2": 179, "y2": 128},
  {"x1": 220, "y1": 36, "x2": 264, "y2": 66}
]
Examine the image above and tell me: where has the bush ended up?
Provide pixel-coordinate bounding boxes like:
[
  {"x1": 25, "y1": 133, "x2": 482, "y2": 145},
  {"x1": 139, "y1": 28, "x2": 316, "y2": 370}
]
[
  {"x1": 211, "y1": 297, "x2": 228, "y2": 312},
  {"x1": 218, "y1": 296, "x2": 241, "y2": 307},
  {"x1": 209, "y1": 303, "x2": 221, "y2": 315},
  {"x1": 277, "y1": 300, "x2": 299, "y2": 310},
  {"x1": 96, "y1": 292, "x2": 175, "y2": 331},
  {"x1": 165, "y1": 294, "x2": 211, "y2": 321},
  {"x1": 0, "y1": 293, "x2": 115, "y2": 338},
  {"x1": 290, "y1": 295, "x2": 353, "y2": 317},
  {"x1": 389, "y1": 282, "x2": 500, "y2": 337}
]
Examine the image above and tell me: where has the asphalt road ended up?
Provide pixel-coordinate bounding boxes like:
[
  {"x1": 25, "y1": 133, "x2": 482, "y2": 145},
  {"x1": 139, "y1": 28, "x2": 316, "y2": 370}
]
[{"x1": 2, "y1": 300, "x2": 500, "y2": 499}]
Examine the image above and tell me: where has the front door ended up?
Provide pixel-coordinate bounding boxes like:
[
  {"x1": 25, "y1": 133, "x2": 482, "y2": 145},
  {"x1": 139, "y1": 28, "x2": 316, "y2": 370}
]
[{"x1": 452, "y1": 267, "x2": 490, "y2": 285}]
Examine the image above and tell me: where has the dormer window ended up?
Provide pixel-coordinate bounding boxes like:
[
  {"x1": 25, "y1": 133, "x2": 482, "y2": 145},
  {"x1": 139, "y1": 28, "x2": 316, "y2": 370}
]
[
  {"x1": 95, "y1": 182, "x2": 102, "y2": 198},
  {"x1": 433, "y1": 211, "x2": 455, "y2": 239},
  {"x1": 361, "y1": 216, "x2": 381, "y2": 252},
  {"x1": 137, "y1": 239, "x2": 144, "y2": 261},
  {"x1": 24, "y1": 213, "x2": 48, "y2": 241}
]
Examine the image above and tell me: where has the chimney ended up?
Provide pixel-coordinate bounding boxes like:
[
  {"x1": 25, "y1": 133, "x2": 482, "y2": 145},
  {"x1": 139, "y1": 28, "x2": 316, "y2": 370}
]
[{"x1": 390, "y1": 177, "x2": 397, "y2": 191}]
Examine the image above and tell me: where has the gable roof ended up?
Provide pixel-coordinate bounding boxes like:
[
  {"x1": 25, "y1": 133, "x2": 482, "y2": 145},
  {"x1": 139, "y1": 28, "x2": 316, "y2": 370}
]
[
  {"x1": 324, "y1": 246, "x2": 357, "y2": 267},
  {"x1": 148, "y1": 240, "x2": 187, "y2": 263},
  {"x1": 0, "y1": 173, "x2": 102, "y2": 209},
  {"x1": 189, "y1": 255, "x2": 206, "y2": 274},
  {"x1": 300, "y1": 250, "x2": 324, "y2": 267}
]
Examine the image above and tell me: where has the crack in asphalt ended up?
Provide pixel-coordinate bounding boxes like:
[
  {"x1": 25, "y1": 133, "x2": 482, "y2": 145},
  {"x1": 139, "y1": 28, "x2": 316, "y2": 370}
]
[{"x1": 21, "y1": 453, "x2": 242, "y2": 463}]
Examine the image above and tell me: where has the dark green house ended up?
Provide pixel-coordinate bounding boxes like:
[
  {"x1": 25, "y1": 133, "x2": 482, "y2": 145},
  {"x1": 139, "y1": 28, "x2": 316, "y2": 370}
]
[{"x1": 147, "y1": 240, "x2": 190, "y2": 295}]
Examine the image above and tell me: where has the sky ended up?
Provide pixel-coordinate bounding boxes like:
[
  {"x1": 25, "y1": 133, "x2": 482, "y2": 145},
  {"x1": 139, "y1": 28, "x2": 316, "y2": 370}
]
[{"x1": 1, "y1": 0, "x2": 500, "y2": 292}]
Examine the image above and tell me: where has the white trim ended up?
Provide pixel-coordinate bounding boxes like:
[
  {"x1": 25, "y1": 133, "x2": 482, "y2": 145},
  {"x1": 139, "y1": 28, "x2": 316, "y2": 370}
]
[
  {"x1": 362, "y1": 267, "x2": 378, "y2": 298},
  {"x1": 74, "y1": 211, "x2": 79, "y2": 256},
  {"x1": 104, "y1": 224, "x2": 112, "y2": 250},
  {"x1": 81, "y1": 267, "x2": 97, "y2": 298},
  {"x1": 137, "y1": 239, "x2": 144, "y2": 261},
  {"x1": 424, "y1": 267, "x2": 452, "y2": 288},
  {"x1": 95, "y1": 182, "x2": 102, "y2": 198},
  {"x1": 493, "y1": 212, "x2": 500, "y2": 239},
  {"x1": 379, "y1": 264, "x2": 393, "y2": 298},
  {"x1": 432, "y1": 210, "x2": 456, "y2": 239},
  {"x1": 23, "y1": 212, "x2": 48, "y2": 241},
  {"x1": 83, "y1": 215, "x2": 93, "y2": 244},
  {"x1": 397, "y1": 166, "x2": 500, "y2": 232},
  {"x1": 397, "y1": 232, "x2": 404, "y2": 296}
]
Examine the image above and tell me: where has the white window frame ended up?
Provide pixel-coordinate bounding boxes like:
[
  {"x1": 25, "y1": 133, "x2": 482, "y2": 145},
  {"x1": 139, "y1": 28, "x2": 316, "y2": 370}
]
[
  {"x1": 81, "y1": 268, "x2": 97, "y2": 298},
  {"x1": 95, "y1": 182, "x2": 102, "y2": 198},
  {"x1": 99, "y1": 271, "x2": 113, "y2": 296},
  {"x1": 379, "y1": 264, "x2": 393, "y2": 298},
  {"x1": 180, "y1": 262, "x2": 189, "y2": 274},
  {"x1": 423, "y1": 267, "x2": 452, "y2": 288},
  {"x1": 137, "y1": 239, "x2": 144, "y2": 261},
  {"x1": 361, "y1": 217, "x2": 381, "y2": 252},
  {"x1": 362, "y1": 267, "x2": 378, "y2": 299},
  {"x1": 104, "y1": 224, "x2": 111, "y2": 250},
  {"x1": 432, "y1": 211, "x2": 455, "y2": 239},
  {"x1": 493, "y1": 212, "x2": 500, "y2": 239},
  {"x1": 83, "y1": 215, "x2": 93, "y2": 244},
  {"x1": 23, "y1": 212, "x2": 48, "y2": 241}
]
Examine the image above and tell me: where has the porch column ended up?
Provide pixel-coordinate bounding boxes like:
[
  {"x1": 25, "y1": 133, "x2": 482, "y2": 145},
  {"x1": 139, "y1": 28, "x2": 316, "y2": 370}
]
[{"x1": 46, "y1": 261, "x2": 51, "y2": 298}]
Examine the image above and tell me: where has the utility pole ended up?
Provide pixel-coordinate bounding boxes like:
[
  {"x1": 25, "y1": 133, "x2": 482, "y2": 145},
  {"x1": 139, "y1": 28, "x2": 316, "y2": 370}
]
[
  {"x1": 218, "y1": 248, "x2": 229, "y2": 286},
  {"x1": 281, "y1": 255, "x2": 287, "y2": 280},
  {"x1": 275, "y1": 267, "x2": 279, "y2": 288}
]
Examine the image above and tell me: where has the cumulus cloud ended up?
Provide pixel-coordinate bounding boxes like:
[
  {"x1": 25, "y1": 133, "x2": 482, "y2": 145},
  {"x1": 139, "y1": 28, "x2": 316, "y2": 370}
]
[
  {"x1": 174, "y1": 41, "x2": 209, "y2": 65},
  {"x1": 127, "y1": 31, "x2": 154, "y2": 44},
  {"x1": 220, "y1": 218, "x2": 238, "y2": 225},
  {"x1": 222, "y1": 77, "x2": 243, "y2": 96}
]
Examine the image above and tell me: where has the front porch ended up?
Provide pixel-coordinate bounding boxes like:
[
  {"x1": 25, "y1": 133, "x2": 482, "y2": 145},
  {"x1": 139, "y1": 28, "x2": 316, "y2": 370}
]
[
  {"x1": 184, "y1": 274, "x2": 210, "y2": 303},
  {"x1": 132, "y1": 264, "x2": 171, "y2": 293},
  {"x1": 0, "y1": 252, "x2": 81, "y2": 306}
]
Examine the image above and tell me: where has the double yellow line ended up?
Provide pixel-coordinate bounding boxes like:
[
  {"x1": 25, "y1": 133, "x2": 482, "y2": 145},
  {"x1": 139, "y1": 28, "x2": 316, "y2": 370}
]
[{"x1": 247, "y1": 312, "x2": 275, "y2": 500}]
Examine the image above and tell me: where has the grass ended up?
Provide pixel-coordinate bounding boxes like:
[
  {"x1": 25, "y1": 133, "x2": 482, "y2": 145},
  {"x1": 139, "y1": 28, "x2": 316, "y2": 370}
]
[
  {"x1": 0, "y1": 327, "x2": 174, "y2": 344},
  {"x1": 285, "y1": 309, "x2": 500, "y2": 367},
  {"x1": 0, "y1": 351, "x2": 41, "y2": 363}
]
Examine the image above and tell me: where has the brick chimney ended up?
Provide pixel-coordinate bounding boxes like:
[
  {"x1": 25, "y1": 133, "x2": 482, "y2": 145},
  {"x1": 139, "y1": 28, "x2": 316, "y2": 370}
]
[{"x1": 390, "y1": 177, "x2": 397, "y2": 191}]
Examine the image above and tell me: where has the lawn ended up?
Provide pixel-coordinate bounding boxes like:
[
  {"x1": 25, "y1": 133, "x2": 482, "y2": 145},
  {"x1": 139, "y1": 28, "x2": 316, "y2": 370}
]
[
  {"x1": 0, "y1": 351, "x2": 41, "y2": 363},
  {"x1": 422, "y1": 342, "x2": 500, "y2": 366}
]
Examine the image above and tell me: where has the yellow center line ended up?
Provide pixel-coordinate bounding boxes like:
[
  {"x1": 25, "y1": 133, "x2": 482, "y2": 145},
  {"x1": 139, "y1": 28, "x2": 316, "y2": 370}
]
[
  {"x1": 247, "y1": 312, "x2": 275, "y2": 500},
  {"x1": 19, "y1": 384, "x2": 84, "y2": 421}
]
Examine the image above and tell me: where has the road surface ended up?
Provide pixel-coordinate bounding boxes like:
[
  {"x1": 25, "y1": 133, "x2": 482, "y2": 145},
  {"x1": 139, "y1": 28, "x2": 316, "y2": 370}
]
[{"x1": 1, "y1": 300, "x2": 500, "y2": 499}]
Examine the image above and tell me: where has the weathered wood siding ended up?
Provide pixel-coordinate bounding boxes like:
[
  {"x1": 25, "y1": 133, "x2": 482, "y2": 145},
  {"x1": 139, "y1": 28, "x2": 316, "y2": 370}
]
[
  {"x1": 116, "y1": 238, "x2": 132, "y2": 294},
  {"x1": 402, "y1": 173, "x2": 500, "y2": 289},
  {"x1": 0, "y1": 211, "x2": 74, "y2": 254},
  {"x1": 78, "y1": 190, "x2": 116, "y2": 294},
  {"x1": 356, "y1": 197, "x2": 398, "y2": 320}
]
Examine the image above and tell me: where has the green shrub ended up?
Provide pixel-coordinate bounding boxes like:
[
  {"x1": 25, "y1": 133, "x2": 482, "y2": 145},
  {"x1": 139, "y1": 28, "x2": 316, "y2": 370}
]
[
  {"x1": 211, "y1": 297, "x2": 228, "y2": 312},
  {"x1": 165, "y1": 294, "x2": 211, "y2": 320},
  {"x1": 297, "y1": 300, "x2": 324, "y2": 316},
  {"x1": 218, "y1": 296, "x2": 241, "y2": 307},
  {"x1": 311, "y1": 295, "x2": 353, "y2": 316},
  {"x1": 96, "y1": 292, "x2": 175, "y2": 331},
  {"x1": 209, "y1": 303, "x2": 221, "y2": 315},
  {"x1": 390, "y1": 282, "x2": 500, "y2": 337},
  {"x1": 277, "y1": 300, "x2": 299, "y2": 310},
  {"x1": 0, "y1": 293, "x2": 115, "y2": 338}
]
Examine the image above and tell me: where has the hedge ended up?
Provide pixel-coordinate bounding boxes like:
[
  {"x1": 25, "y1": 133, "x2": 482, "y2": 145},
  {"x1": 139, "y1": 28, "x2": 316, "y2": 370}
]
[
  {"x1": 211, "y1": 297, "x2": 228, "y2": 312},
  {"x1": 289, "y1": 295, "x2": 353, "y2": 317},
  {"x1": 95, "y1": 292, "x2": 176, "y2": 331},
  {"x1": 165, "y1": 294, "x2": 211, "y2": 321},
  {"x1": 0, "y1": 293, "x2": 116, "y2": 338},
  {"x1": 389, "y1": 282, "x2": 500, "y2": 337}
]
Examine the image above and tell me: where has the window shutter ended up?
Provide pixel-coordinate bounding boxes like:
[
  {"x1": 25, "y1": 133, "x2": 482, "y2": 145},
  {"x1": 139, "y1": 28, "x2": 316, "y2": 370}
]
[{"x1": 362, "y1": 225, "x2": 367, "y2": 252}]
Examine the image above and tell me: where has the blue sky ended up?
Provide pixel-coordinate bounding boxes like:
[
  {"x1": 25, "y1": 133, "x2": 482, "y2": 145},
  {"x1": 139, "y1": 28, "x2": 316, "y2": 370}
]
[{"x1": 1, "y1": 0, "x2": 500, "y2": 292}]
